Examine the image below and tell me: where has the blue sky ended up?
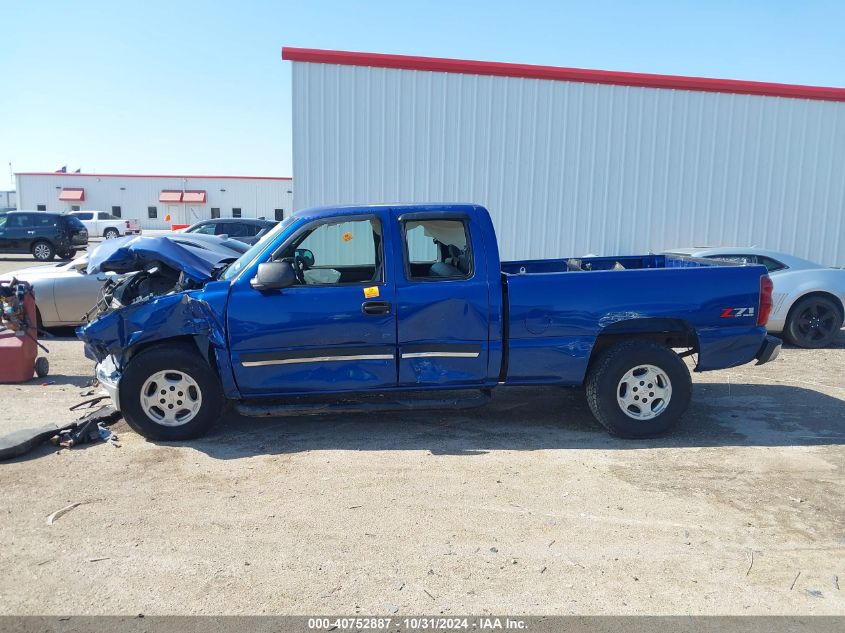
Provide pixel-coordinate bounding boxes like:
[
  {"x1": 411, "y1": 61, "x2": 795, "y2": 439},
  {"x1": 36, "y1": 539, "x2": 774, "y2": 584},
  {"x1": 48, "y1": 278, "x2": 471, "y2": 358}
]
[{"x1": 2, "y1": 0, "x2": 844, "y2": 188}]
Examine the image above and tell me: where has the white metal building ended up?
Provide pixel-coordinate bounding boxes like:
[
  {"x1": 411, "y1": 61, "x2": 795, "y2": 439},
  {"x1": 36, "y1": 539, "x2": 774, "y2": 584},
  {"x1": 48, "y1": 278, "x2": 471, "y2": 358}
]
[
  {"x1": 15, "y1": 173, "x2": 293, "y2": 230},
  {"x1": 0, "y1": 190, "x2": 15, "y2": 211},
  {"x1": 285, "y1": 48, "x2": 845, "y2": 266}
]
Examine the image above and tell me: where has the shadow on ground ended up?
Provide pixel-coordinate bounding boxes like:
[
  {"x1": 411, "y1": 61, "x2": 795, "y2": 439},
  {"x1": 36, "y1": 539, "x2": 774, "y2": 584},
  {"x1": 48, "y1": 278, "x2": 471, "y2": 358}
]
[{"x1": 163, "y1": 382, "x2": 845, "y2": 460}]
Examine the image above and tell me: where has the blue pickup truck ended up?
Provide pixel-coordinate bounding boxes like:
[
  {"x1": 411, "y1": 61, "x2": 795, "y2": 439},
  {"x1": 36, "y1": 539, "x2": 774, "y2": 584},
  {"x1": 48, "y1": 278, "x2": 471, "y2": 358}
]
[{"x1": 79, "y1": 203, "x2": 780, "y2": 441}]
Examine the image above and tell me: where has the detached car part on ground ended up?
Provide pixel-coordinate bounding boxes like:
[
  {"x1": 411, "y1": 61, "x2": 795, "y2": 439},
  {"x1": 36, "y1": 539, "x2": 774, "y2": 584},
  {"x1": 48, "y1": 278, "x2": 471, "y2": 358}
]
[
  {"x1": 2, "y1": 233, "x2": 248, "y2": 328},
  {"x1": 667, "y1": 247, "x2": 845, "y2": 348},
  {"x1": 78, "y1": 204, "x2": 781, "y2": 442}
]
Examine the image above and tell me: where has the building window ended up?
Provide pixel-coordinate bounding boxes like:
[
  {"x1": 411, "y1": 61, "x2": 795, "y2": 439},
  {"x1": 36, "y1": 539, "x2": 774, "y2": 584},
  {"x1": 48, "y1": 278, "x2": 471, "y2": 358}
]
[
  {"x1": 36, "y1": 204, "x2": 46, "y2": 211},
  {"x1": 148, "y1": 206, "x2": 157, "y2": 219},
  {"x1": 211, "y1": 207, "x2": 220, "y2": 219},
  {"x1": 112, "y1": 206, "x2": 122, "y2": 218},
  {"x1": 274, "y1": 208, "x2": 284, "y2": 221},
  {"x1": 232, "y1": 207, "x2": 242, "y2": 218},
  {"x1": 71, "y1": 205, "x2": 81, "y2": 212}
]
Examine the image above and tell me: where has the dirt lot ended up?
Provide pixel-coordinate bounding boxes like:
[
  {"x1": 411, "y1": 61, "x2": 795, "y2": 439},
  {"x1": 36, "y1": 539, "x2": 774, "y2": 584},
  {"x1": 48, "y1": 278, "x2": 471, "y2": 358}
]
[{"x1": 0, "y1": 254, "x2": 843, "y2": 616}]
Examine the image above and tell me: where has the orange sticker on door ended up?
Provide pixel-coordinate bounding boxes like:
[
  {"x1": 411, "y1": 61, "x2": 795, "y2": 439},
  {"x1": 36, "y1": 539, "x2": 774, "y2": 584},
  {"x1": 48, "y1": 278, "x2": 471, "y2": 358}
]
[
  {"x1": 363, "y1": 286, "x2": 380, "y2": 298},
  {"x1": 342, "y1": 231, "x2": 354, "y2": 242}
]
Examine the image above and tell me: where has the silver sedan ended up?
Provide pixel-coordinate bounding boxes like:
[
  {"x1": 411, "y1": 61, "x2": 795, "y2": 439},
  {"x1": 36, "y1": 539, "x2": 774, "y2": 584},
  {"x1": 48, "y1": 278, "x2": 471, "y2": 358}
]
[
  {"x1": 2, "y1": 234, "x2": 248, "y2": 328},
  {"x1": 666, "y1": 246, "x2": 845, "y2": 348}
]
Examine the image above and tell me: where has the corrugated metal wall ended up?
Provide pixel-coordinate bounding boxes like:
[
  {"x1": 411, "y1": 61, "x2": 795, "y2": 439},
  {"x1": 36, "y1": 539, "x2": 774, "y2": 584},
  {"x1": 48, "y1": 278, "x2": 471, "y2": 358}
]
[
  {"x1": 16, "y1": 175, "x2": 294, "y2": 230},
  {"x1": 292, "y1": 62, "x2": 845, "y2": 266}
]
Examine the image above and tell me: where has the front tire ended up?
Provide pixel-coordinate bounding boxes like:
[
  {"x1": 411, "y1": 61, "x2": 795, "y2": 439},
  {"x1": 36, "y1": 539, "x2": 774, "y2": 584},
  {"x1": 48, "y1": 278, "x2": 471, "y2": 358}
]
[
  {"x1": 32, "y1": 241, "x2": 55, "y2": 261},
  {"x1": 784, "y1": 296, "x2": 843, "y2": 348},
  {"x1": 103, "y1": 228, "x2": 120, "y2": 239},
  {"x1": 119, "y1": 343, "x2": 224, "y2": 440},
  {"x1": 585, "y1": 340, "x2": 692, "y2": 438}
]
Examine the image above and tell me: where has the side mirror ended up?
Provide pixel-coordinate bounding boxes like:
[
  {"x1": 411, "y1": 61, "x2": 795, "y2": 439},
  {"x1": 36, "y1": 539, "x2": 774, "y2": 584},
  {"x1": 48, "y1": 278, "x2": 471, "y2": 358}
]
[
  {"x1": 295, "y1": 248, "x2": 315, "y2": 267},
  {"x1": 250, "y1": 261, "x2": 297, "y2": 291}
]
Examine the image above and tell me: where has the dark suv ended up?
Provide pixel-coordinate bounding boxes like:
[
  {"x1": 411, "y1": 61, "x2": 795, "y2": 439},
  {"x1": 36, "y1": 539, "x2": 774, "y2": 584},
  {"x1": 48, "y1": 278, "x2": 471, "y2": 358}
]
[{"x1": 0, "y1": 211, "x2": 89, "y2": 261}]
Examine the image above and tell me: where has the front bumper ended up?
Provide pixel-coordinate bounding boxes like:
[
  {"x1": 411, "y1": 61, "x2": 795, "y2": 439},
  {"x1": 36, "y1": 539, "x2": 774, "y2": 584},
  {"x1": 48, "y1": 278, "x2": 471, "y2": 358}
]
[
  {"x1": 755, "y1": 335, "x2": 782, "y2": 365},
  {"x1": 95, "y1": 355, "x2": 122, "y2": 411}
]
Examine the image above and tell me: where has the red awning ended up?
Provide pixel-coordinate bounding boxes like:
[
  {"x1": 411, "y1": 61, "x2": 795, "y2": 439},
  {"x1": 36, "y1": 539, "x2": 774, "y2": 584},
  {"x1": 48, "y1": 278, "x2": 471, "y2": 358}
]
[
  {"x1": 58, "y1": 188, "x2": 85, "y2": 202},
  {"x1": 182, "y1": 190, "x2": 207, "y2": 204},
  {"x1": 159, "y1": 190, "x2": 183, "y2": 203}
]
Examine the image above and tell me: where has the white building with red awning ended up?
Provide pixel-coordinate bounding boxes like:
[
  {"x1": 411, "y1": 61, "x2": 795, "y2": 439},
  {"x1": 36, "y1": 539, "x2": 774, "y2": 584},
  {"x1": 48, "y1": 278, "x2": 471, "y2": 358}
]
[{"x1": 15, "y1": 172, "x2": 293, "y2": 230}]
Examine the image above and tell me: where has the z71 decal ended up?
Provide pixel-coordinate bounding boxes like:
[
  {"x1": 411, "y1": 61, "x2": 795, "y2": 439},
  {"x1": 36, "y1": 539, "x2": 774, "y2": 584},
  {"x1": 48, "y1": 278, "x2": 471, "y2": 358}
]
[{"x1": 721, "y1": 307, "x2": 756, "y2": 318}]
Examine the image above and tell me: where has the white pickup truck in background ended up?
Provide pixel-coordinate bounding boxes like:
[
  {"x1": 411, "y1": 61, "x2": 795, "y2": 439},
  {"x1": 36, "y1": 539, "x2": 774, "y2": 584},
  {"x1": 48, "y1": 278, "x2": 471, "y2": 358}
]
[{"x1": 70, "y1": 210, "x2": 142, "y2": 239}]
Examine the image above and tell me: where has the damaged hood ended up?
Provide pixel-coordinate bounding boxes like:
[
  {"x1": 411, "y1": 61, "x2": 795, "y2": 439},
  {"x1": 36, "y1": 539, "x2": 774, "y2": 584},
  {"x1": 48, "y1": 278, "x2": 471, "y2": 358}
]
[{"x1": 87, "y1": 236, "x2": 219, "y2": 283}]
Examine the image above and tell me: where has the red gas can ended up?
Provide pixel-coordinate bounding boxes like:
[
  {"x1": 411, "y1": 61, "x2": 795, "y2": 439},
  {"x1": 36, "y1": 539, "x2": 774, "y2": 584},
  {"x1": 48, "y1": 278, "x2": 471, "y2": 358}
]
[{"x1": 0, "y1": 282, "x2": 48, "y2": 383}]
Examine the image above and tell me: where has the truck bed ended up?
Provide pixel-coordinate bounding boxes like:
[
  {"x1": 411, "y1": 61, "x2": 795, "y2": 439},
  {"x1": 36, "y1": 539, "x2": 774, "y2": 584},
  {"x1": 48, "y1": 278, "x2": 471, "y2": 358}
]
[
  {"x1": 502, "y1": 253, "x2": 727, "y2": 275},
  {"x1": 500, "y1": 253, "x2": 767, "y2": 385}
]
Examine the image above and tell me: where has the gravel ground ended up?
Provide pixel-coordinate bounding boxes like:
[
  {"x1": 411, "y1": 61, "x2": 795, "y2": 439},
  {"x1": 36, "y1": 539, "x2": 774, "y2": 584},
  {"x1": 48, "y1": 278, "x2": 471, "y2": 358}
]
[{"x1": 0, "y1": 254, "x2": 843, "y2": 616}]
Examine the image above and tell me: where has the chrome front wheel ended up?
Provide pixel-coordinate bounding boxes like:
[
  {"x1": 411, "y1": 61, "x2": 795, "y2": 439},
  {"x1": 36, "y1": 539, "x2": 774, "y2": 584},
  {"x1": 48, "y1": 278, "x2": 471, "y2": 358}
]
[{"x1": 140, "y1": 369, "x2": 203, "y2": 427}]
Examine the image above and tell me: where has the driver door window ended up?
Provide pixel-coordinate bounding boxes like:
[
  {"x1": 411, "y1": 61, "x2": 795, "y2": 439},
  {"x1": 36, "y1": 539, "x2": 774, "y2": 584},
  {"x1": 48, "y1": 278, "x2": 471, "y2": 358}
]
[{"x1": 280, "y1": 218, "x2": 382, "y2": 285}]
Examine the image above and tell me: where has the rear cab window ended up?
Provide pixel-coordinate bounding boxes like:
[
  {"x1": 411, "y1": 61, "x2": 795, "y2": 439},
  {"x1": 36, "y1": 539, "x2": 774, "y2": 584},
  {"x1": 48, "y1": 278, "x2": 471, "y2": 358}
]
[{"x1": 401, "y1": 218, "x2": 473, "y2": 280}]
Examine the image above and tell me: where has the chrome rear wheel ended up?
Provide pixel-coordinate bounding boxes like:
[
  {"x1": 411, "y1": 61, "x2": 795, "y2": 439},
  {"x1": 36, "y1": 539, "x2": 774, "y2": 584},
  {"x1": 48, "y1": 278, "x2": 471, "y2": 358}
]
[{"x1": 616, "y1": 364, "x2": 672, "y2": 420}]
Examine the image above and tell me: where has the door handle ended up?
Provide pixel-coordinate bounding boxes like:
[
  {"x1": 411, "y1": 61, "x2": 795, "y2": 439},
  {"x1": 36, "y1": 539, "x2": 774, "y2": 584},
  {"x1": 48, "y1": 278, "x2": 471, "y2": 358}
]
[{"x1": 362, "y1": 300, "x2": 391, "y2": 315}]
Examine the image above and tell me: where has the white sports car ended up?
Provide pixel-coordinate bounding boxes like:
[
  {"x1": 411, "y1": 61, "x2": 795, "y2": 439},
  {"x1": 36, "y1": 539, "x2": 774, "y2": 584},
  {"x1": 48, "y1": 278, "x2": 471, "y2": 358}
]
[
  {"x1": 666, "y1": 247, "x2": 845, "y2": 348},
  {"x1": 2, "y1": 233, "x2": 248, "y2": 328}
]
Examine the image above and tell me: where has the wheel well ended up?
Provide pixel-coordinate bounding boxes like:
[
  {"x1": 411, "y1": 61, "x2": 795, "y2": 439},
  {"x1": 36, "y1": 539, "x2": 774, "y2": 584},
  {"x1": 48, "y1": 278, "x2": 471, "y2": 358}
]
[
  {"x1": 124, "y1": 335, "x2": 220, "y2": 378},
  {"x1": 786, "y1": 291, "x2": 844, "y2": 323},
  {"x1": 126, "y1": 336, "x2": 204, "y2": 363},
  {"x1": 30, "y1": 239, "x2": 52, "y2": 250},
  {"x1": 588, "y1": 318, "x2": 698, "y2": 368},
  {"x1": 103, "y1": 226, "x2": 119, "y2": 235}
]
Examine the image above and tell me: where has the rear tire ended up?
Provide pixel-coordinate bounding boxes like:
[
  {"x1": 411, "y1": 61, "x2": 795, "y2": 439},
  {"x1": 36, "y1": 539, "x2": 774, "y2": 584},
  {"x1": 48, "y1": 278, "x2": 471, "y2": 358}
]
[
  {"x1": 32, "y1": 241, "x2": 55, "y2": 261},
  {"x1": 784, "y1": 296, "x2": 843, "y2": 348},
  {"x1": 58, "y1": 249, "x2": 77, "y2": 260},
  {"x1": 119, "y1": 343, "x2": 224, "y2": 441},
  {"x1": 585, "y1": 340, "x2": 692, "y2": 438},
  {"x1": 103, "y1": 228, "x2": 120, "y2": 239}
]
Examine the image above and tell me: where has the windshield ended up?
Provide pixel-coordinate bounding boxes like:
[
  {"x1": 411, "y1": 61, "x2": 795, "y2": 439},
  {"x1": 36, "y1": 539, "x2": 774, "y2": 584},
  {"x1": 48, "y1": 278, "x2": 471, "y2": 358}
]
[{"x1": 219, "y1": 215, "x2": 297, "y2": 281}]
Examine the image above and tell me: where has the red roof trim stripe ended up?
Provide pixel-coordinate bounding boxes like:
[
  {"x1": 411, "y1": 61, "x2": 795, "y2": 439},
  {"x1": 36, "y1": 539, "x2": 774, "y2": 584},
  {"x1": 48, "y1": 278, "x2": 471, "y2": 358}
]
[
  {"x1": 16, "y1": 172, "x2": 291, "y2": 181},
  {"x1": 282, "y1": 47, "x2": 845, "y2": 103}
]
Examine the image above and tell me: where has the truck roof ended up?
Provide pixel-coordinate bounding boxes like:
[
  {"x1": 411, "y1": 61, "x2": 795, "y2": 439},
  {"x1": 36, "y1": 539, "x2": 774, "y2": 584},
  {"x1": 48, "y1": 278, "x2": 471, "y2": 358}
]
[{"x1": 292, "y1": 203, "x2": 484, "y2": 221}]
